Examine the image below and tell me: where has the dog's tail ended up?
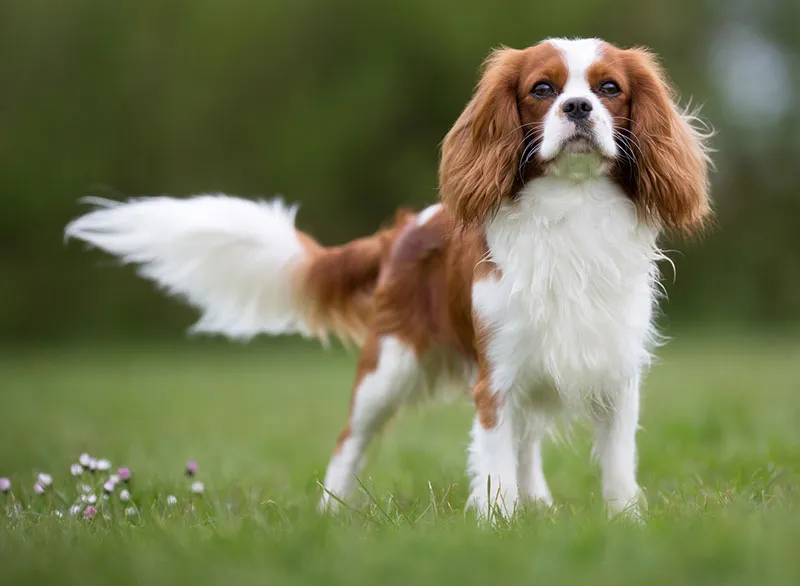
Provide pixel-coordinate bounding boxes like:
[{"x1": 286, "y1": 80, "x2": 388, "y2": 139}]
[{"x1": 65, "y1": 194, "x2": 411, "y2": 346}]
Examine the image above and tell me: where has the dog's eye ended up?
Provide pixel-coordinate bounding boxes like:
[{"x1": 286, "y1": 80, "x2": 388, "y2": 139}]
[
  {"x1": 531, "y1": 82, "x2": 555, "y2": 99},
  {"x1": 598, "y1": 81, "x2": 621, "y2": 97}
]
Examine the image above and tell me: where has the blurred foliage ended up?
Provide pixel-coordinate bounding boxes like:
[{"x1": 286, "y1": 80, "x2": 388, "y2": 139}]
[{"x1": 1, "y1": 0, "x2": 798, "y2": 343}]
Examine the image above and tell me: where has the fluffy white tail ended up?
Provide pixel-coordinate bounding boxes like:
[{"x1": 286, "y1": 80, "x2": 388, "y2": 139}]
[{"x1": 65, "y1": 195, "x2": 313, "y2": 340}]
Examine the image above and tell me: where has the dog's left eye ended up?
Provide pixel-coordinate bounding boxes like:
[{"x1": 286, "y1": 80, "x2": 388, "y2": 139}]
[
  {"x1": 598, "y1": 81, "x2": 621, "y2": 97},
  {"x1": 531, "y1": 82, "x2": 555, "y2": 99}
]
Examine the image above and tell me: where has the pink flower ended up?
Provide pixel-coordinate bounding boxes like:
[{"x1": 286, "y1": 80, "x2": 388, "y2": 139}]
[
  {"x1": 185, "y1": 461, "x2": 198, "y2": 477},
  {"x1": 83, "y1": 505, "x2": 97, "y2": 519},
  {"x1": 33, "y1": 483, "x2": 45, "y2": 495},
  {"x1": 117, "y1": 467, "x2": 131, "y2": 482},
  {"x1": 0, "y1": 478, "x2": 10, "y2": 493},
  {"x1": 103, "y1": 480, "x2": 116, "y2": 494}
]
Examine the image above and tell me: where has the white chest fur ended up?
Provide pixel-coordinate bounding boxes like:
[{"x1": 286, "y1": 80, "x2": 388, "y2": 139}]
[{"x1": 473, "y1": 174, "x2": 661, "y2": 408}]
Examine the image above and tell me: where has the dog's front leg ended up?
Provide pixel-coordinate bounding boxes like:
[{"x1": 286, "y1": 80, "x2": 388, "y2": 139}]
[{"x1": 592, "y1": 375, "x2": 645, "y2": 519}]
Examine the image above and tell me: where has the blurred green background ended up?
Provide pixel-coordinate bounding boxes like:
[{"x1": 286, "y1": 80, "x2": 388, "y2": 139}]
[{"x1": 1, "y1": 0, "x2": 799, "y2": 345}]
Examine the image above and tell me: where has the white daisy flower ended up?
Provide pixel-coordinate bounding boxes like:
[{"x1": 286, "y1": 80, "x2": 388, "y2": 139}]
[
  {"x1": 70, "y1": 464, "x2": 84, "y2": 477},
  {"x1": 166, "y1": 495, "x2": 177, "y2": 505},
  {"x1": 79, "y1": 453, "x2": 92, "y2": 468},
  {"x1": 33, "y1": 483, "x2": 45, "y2": 495},
  {"x1": 54, "y1": 510, "x2": 64, "y2": 518},
  {"x1": 0, "y1": 478, "x2": 10, "y2": 493},
  {"x1": 96, "y1": 459, "x2": 111, "y2": 472},
  {"x1": 69, "y1": 504, "x2": 82, "y2": 516},
  {"x1": 191, "y1": 481, "x2": 205, "y2": 495},
  {"x1": 37, "y1": 473, "x2": 53, "y2": 488},
  {"x1": 87, "y1": 459, "x2": 98, "y2": 472},
  {"x1": 124, "y1": 506, "x2": 137, "y2": 516},
  {"x1": 108, "y1": 474, "x2": 121, "y2": 485},
  {"x1": 81, "y1": 493, "x2": 98, "y2": 504},
  {"x1": 103, "y1": 480, "x2": 116, "y2": 494},
  {"x1": 79, "y1": 483, "x2": 92, "y2": 494}
]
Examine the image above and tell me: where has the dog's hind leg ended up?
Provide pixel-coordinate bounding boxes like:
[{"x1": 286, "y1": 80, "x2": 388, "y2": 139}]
[{"x1": 319, "y1": 334, "x2": 421, "y2": 511}]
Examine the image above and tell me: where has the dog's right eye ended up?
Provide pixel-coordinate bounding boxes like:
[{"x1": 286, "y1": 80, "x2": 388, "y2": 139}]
[{"x1": 531, "y1": 82, "x2": 555, "y2": 99}]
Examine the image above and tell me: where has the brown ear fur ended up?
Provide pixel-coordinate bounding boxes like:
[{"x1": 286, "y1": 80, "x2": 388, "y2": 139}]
[
  {"x1": 625, "y1": 48, "x2": 712, "y2": 234},
  {"x1": 439, "y1": 48, "x2": 525, "y2": 228}
]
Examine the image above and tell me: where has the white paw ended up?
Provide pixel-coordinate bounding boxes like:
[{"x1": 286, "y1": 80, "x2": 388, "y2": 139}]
[
  {"x1": 605, "y1": 487, "x2": 646, "y2": 523},
  {"x1": 527, "y1": 489, "x2": 553, "y2": 508},
  {"x1": 317, "y1": 488, "x2": 345, "y2": 513},
  {"x1": 467, "y1": 489, "x2": 521, "y2": 523}
]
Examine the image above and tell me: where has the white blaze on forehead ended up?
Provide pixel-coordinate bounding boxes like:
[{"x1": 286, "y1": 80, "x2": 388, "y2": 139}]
[{"x1": 548, "y1": 38, "x2": 602, "y2": 96}]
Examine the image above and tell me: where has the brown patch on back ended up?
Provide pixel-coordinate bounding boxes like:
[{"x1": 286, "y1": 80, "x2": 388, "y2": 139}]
[
  {"x1": 312, "y1": 203, "x2": 508, "y2": 440},
  {"x1": 368, "y1": 209, "x2": 488, "y2": 362},
  {"x1": 298, "y1": 210, "x2": 414, "y2": 345},
  {"x1": 364, "y1": 205, "x2": 506, "y2": 429}
]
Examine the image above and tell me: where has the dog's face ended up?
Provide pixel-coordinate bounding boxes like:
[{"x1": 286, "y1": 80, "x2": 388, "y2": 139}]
[
  {"x1": 517, "y1": 38, "x2": 626, "y2": 165},
  {"x1": 439, "y1": 38, "x2": 711, "y2": 234}
]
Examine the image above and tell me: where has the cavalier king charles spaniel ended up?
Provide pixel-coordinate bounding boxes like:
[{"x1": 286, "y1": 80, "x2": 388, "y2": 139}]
[{"x1": 66, "y1": 37, "x2": 711, "y2": 519}]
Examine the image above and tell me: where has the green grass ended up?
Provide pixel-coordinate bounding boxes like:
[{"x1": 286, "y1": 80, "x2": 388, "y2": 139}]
[{"x1": 1, "y1": 333, "x2": 799, "y2": 585}]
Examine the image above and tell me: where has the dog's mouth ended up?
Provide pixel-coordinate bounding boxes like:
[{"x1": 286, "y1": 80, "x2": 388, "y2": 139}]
[
  {"x1": 561, "y1": 128, "x2": 598, "y2": 155},
  {"x1": 540, "y1": 128, "x2": 614, "y2": 177}
]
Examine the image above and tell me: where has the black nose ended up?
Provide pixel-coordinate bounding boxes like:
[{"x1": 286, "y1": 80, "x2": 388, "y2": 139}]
[{"x1": 562, "y1": 97, "x2": 593, "y2": 120}]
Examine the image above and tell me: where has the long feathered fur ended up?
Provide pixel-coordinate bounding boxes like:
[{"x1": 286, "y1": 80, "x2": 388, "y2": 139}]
[{"x1": 65, "y1": 194, "x2": 400, "y2": 344}]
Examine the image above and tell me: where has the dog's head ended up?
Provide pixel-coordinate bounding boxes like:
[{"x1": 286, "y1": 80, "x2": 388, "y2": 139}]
[{"x1": 439, "y1": 38, "x2": 712, "y2": 234}]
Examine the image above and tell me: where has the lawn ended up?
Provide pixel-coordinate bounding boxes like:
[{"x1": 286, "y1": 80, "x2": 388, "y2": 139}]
[{"x1": 1, "y1": 333, "x2": 799, "y2": 585}]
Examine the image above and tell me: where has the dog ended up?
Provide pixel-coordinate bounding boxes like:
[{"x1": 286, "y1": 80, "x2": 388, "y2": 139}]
[{"x1": 66, "y1": 37, "x2": 711, "y2": 519}]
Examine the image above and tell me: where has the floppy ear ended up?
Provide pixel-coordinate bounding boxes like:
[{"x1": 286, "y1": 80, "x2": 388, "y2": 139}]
[
  {"x1": 625, "y1": 48, "x2": 712, "y2": 235},
  {"x1": 439, "y1": 48, "x2": 525, "y2": 228}
]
